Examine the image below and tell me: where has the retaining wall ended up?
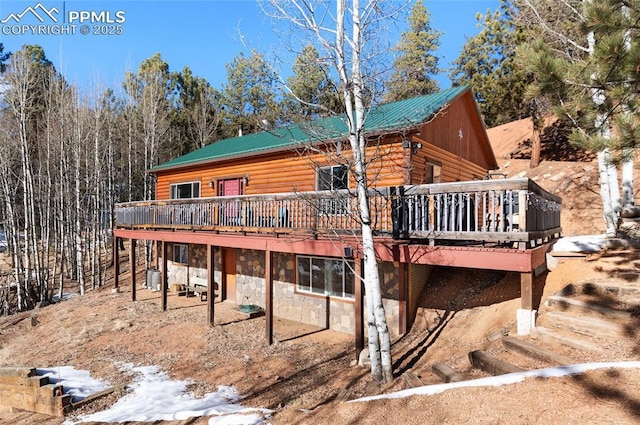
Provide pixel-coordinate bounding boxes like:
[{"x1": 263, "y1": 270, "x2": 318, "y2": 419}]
[{"x1": 0, "y1": 367, "x2": 71, "y2": 417}]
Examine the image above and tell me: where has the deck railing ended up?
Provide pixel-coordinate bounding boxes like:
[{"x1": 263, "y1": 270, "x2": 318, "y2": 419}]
[
  {"x1": 391, "y1": 179, "x2": 561, "y2": 245},
  {"x1": 116, "y1": 178, "x2": 561, "y2": 246}
]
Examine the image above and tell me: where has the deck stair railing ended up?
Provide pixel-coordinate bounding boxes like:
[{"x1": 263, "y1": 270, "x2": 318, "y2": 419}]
[{"x1": 116, "y1": 178, "x2": 561, "y2": 246}]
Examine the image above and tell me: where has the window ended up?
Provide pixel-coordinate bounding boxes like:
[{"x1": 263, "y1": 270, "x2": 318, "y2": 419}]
[
  {"x1": 425, "y1": 160, "x2": 442, "y2": 184},
  {"x1": 172, "y1": 244, "x2": 188, "y2": 265},
  {"x1": 317, "y1": 165, "x2": 348, "y2": 191},
  {"x1": 317, "y1": 165, "x2": 349, "y2": 215},
  {"x1": 296, "y1": 256, "x2": 354, "y2": 299},
  {"x1": 170, "y1": 181, "x2": 200, "y2": 199}
]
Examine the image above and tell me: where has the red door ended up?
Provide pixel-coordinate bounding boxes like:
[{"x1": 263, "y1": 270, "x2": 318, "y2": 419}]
[
  {"x1": 218, "y1": 178, "x2": 243, "y2": 225},
  {"x1": 218, "y1": 178, "x2": 242, "y2": 196}
]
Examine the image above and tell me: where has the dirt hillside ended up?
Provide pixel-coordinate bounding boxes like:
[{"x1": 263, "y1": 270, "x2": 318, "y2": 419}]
[{"x1": 0, "y1": 118, "x2": 639, "y2": 425}]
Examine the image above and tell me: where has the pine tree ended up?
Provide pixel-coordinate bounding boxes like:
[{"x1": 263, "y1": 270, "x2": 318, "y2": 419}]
[
  {"x1": 385, "y1": 0, "x2": 441, "y2": 102},
  {"x1": 220, "y1": 51, "x2": 281, "y2": 137},
  {"x1": 519, "y1": 0, "x2": 640, "y2": 234},
  {"x1": 173, "y1": 66, "x2": 222, "y2": 154},
  {"x1": 283, "y1": 45, "x2": 343, "y2": 121},
  {"x1": 0, "y1": 43, "x2": 10, "y2": 73},
  {"x1": 450, "y1": 0, "x2": 530, "y2": 127}
]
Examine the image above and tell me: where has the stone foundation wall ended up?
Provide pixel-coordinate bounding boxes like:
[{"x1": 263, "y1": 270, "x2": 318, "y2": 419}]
[
  {"x1": 235, "y1": 249, "x2": 400, "y2": 335},
  {"x1": 0, "y1": 367, "x2": 71, "y2": 417},
  {"x1": 160, "y1": 245, "x2": 402, "y2": 336},
  {"x1": 161, "y1": 244, "x2": 222, "y2": 300}
]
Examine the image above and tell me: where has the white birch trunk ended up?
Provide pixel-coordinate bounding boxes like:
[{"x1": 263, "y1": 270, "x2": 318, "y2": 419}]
[
  {"x1": 597, "y1": 151, "x2": 619, "y2": 236},
  {"x1": 588, "y1": 16, "x2": 621, "y2": 237},
  {"x1": 261, "y1": 0, "x2": 395, "y2": 382}
]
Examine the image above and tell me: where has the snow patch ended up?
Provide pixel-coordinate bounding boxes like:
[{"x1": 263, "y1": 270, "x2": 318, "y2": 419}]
[
  {"x1": 551, "y1": 234, "x2": 609, "y2": 253},
  {"x1": 352, "y1": 361, "x2": 640, "y2": 402},
  {"x1": 50, "y1": 364, "x2": 271, "y2": 424}
]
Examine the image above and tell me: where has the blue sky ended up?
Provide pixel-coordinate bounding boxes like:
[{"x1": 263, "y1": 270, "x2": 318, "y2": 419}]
[{"x1": 0, "y1": 0, "x2": 499, "y2": 92}]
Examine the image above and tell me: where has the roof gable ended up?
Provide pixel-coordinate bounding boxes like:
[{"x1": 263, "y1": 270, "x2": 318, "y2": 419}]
[{"x1": 153, "y1": 86, "x2": 469, "y2": 172}]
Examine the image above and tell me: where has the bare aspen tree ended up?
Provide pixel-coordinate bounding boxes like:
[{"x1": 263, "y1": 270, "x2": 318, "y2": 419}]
[
  {"x1": 71, "y1": 89, "x2": 87, "y2": 295},
  {"x1": 190, "y1": 85, "x2": 220, "y2": 149},
  {"x1": 0, "y1": 118, "x2": 22, "y2": 311},
  {"x1": 260, "y1": 0, "x2": 401, "y2": 383},
  {"x1": 4, "y1": 50, "x2": 40, "y2": 309}
]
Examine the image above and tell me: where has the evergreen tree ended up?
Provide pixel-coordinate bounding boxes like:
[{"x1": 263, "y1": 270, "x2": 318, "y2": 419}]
[
  {"x1": 521, "y1": 1, "x2": 639, "y2": 162},
  {"x1": 450, "y1": 0, "x2": 530, "y2": 127},
  {"x1": 385, "y1": 0, "x2": 441, "y2": 102},
  {"x1": 0, "y1": 43, "x2": 10, "y2": 73},
  {"x1": 220, "y1": 50, "x2": 281, "y2": 137},
  {"x1": 283, "y1": 45, "x2": 343, "y2": 121},
  {"x1": 519, "y1": 0, "x2": 640, "y2": 235},
  {"x1": 173, "y1": 66, "x2": 222, "y2": 154}
]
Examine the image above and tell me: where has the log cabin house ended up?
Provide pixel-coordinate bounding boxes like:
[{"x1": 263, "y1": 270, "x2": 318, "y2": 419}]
[{"x1": 113, "y1": 86, "x2": 561, "y2": 352}]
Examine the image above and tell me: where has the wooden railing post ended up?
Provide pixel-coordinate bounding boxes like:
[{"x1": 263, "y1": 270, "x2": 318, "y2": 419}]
[{"x1": 518, "y1": 190, "x2": 528, "y2": 232}]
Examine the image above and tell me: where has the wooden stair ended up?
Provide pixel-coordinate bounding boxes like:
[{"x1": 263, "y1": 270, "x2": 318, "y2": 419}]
[
  {"x1": 546, "y1": 295, "x2": 632, "y2": 320},
  {"x1": 421, "y1": 281, "x2": 638, "y2": 387},
  {"x1": 431, "y1": 363, "x2": 466, "y2": 383},
  {"x1": 501, "y1": 336, "x2": 574, "y2": 365}
]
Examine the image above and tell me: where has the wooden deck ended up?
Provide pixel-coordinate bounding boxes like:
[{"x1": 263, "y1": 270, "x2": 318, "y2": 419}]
[{"x1": 115, "y1": 178, "x2": 561, "y2": 249}]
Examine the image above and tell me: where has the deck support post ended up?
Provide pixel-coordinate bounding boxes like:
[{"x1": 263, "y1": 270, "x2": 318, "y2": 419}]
[
  {"x1": 161, "y1": 241, "x2": 168, "y2": 311},
  {"x1": 354, "y1": 259, "x2": 364, "y2": 359},
  {"x1": 207, "y1": 245, "x2": 215, "y2": 327},
  {"x1": 393, "y1": 244, "x2": 408, "y2": 335},
  {"x1": 265, "y1": 250, "x2": 273, "y2": 345},
  {"x1": 153, "y1": 241, "x2": 159, "y2": 269},
  {"x1": 130, "y1": 239, "x2": 136, "y2": 301},
  {"x1": 398, "y1": 261, "x2": 408, "y2": 335},
  {"x1": 113, "y1": 236, "x2": 120, "y2": 289},
  {"x1": 517, "y1": 272, "x2": 536, "y2": 335}
]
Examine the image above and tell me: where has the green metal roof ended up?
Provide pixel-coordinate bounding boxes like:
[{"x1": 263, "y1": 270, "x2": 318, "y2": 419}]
[{"x1": 152, "y1": 85, "x2": 469, "y2": 172}]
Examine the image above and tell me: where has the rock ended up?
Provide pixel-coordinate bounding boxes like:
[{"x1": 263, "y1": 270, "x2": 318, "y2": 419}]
[
  {"x1": 358, "y1": 347, "x2": 370, "y2": 367},
  {"x1": 621, "y1": 206, "x2": 640, "y2": 218},
  {"x1": 112, "y1": 319, "x2": 132, "y2": 331},
  {"x1": 550, "y1": 172, "x2": 565, "y2": 182},
  {"x1": 546, "y1": 253, "x2": 559, "y2": 271}
]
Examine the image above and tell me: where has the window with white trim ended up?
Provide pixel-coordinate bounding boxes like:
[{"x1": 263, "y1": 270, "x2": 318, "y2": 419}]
[
  {"x1": 317, "y1": 165, "x2": 349, "y2": 215},
  {"x1": 296, "y1": 256, "x2": 354, "y2": 299},
  {"x1": 170, "y1": 181, "x2": 200, "y2": 199},
  {"x1": 172, "y1": 244, "x2": 188, "y2": 265}
]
